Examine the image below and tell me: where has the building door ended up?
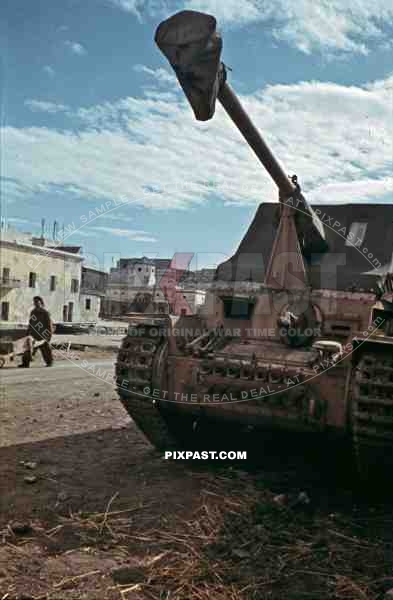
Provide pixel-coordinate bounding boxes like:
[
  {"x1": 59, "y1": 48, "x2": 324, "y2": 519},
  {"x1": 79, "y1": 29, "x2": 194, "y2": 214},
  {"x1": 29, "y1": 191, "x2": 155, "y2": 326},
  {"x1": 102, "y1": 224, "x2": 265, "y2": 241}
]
[
  {"x1": 1, "y1": 302, "x2": 9, "y2": 321},
  {"x1": 68, "y1": 302, "x2": 74, "y2": 322},
  {"x1": 63, "y1": 305, "x2": 68, "y2": 321}
]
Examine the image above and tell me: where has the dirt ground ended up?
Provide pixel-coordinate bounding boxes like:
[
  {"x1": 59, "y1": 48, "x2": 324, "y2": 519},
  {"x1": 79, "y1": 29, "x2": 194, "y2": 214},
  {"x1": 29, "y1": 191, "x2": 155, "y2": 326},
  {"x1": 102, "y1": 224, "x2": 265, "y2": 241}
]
[{"x1": 1, "y1": 350, "x2": 393, "y2": 600}]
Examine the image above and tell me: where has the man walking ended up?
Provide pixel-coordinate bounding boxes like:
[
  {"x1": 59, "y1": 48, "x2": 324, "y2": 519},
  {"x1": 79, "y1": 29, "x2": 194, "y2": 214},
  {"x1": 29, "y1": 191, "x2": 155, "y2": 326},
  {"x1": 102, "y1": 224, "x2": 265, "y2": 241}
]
[{"x1": 20, "y1": 296, "x2": 54, "y2": 367}]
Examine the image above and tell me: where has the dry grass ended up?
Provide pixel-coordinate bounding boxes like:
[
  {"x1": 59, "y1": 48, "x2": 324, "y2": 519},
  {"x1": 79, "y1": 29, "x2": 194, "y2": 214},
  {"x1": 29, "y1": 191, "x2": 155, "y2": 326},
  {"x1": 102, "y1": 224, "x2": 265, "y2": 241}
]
[{"x1": 11, "y1": 471, "x2": 390, "y2": 600}]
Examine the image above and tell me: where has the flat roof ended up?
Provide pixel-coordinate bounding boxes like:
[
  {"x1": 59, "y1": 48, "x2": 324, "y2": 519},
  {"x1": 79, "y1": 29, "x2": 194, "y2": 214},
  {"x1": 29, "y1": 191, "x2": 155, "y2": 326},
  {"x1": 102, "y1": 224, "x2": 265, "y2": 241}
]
[{"x1": 1, "y1": 239, "x2": 83, "y2": 261}]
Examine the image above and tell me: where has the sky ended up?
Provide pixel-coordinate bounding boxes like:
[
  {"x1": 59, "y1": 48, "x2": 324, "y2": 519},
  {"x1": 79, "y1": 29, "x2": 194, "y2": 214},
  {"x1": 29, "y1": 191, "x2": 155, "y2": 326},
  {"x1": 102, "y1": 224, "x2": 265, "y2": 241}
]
[{"x1": 0, "y1": 0, "x2": 392, "y2": 271}]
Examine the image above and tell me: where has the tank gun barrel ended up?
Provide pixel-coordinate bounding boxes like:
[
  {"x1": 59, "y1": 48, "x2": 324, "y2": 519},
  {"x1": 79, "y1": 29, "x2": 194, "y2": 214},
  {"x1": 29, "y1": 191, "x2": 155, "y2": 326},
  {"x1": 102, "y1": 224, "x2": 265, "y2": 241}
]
[
  {"x1": 155, "y1": 10, "x2": 327, "y2": 252},
  {"x1": 217, "y1": 81, "x2": 295, "y2": 197}
]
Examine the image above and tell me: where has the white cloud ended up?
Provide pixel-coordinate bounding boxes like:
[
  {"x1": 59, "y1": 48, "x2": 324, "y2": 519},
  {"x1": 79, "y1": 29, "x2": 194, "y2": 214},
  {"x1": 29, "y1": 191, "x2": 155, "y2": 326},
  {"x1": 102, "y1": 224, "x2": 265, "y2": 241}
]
[
  {"x1": 65, "y1": 41, "x2": 87, "y2": 56},
  {"x1": 101, "y1": 213, "x2": 134, "y2": 222},
  {"x1": 67, "y1": 228, "x2": 97, "y2": 238},
  {"x1": 308, "y1": 177, "x2": 393, "y2": 205},
  {"x1": 8, "y1": 217, "x2": 31, "y2": 225},
  {"x1": 186, "y1": 0, "x2": 261, "y2": 25},
  {"x1": 3, "y1": 75, "x2": 393, "y2": 215},
  {"x1": 110, "y1": 0, "x2": 393, "y2": 55},
  {"x1": 1, "y1": 178, "x2": 36, "y2": 204},
  {"x1": 92, "y1": 226, "x2": 158, "y2": 242},
  {"x1": 25, "y1": 100, "x2": 69, "y2": 114},
  {"x1": 133, "y1": 64, "x2": 176, "y2": 85},
  {"x1": 107, "y1": 0, "x2": 170, "y2": 20},
  {"x1": 107, "y1": 0, "x2": 143, "y2": 19},
  {"x1": 43, "y1": 65, "x2": 55, "y2": 77},
  {"x1": 186, "y1": 0, "x2": 393, "y2": 55}
]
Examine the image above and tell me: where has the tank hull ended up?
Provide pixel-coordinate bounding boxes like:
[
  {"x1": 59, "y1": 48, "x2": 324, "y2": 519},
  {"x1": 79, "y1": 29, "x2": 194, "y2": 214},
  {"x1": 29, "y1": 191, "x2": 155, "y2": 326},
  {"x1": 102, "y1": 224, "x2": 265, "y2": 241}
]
[{"x1": 115, "y1": 311, "x2": 393, "y2": 479}]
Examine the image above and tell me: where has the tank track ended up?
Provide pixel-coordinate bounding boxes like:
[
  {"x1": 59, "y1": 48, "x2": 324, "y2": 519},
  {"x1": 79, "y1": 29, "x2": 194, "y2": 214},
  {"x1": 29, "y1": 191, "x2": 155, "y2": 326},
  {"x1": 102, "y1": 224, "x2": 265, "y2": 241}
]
[
  {"x1": 352, "y1": 352, "x2": 393, "y2": 479},
  {"x1": 116, "y1": 322, "x2": 178, "y2": 451}
]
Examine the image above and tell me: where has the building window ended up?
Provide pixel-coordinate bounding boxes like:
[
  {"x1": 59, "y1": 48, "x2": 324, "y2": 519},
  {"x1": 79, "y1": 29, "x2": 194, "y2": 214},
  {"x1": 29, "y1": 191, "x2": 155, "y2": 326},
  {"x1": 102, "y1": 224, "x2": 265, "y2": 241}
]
[
  {"x1": 223, "y1": 297, "x2": 254, "y2": 320},
  {"x1": 71, "y1": 278, "x2": 79, "y2": 293},
  {"x1": 2, "y1": 268, "x2": 10, "y2": 283},
  {"x1": 85, "y1": 298, "x2": 91, "y2": 310},
  {"x1": 68, "y1": 302, "x2": 74, "y2": 322},
  {"x1": 50, "y1": 275, "x2": 56, "y2": 291},
  {"x1": 29, "y1": 272, "x2": 36, "y2": 288},
  {"x1": 346, "y1": 223, "x2": 367, "y2": 247},
  {"x1": 1, "y1": 302, "x2": 9, "y2": 321}
]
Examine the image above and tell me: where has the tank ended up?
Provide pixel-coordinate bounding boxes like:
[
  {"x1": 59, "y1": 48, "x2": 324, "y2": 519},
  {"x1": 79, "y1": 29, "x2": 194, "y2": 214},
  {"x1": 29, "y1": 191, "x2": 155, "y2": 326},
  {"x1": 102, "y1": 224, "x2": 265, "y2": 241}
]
[{"x1": 116, "y1": 10, "x2": 393, "y2": 479}]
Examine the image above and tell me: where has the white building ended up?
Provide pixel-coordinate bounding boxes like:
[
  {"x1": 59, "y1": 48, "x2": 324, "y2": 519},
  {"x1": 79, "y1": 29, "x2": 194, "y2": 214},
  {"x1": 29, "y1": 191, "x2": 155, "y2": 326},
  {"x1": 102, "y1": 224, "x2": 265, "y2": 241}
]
[
  {"x1": 102, "y1": 257, "x2": 156, "y2": 317},
  {"x1": 110, "y1": 257, "x2": 156, "y2": 287},
  {"x1": 101, "y1": 257, "x2": 209, "y2": 318},
  {"x1": 174, "y1": 288, "x2": 207, "y2": 316},
  {"x1": 79, "y1": 266, "x2": 108, "y2": 323},
  {"x1": 0, "y1": 232, "x2": 83, "y2": 325}
]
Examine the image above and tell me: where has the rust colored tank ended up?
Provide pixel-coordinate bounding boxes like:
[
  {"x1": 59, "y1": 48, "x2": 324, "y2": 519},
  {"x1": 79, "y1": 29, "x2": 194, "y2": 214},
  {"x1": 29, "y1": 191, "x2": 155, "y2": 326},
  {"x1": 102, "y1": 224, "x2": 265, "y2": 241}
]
[{"x1": 116, "y1": 10, "x2": 393, "y2": 478}]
